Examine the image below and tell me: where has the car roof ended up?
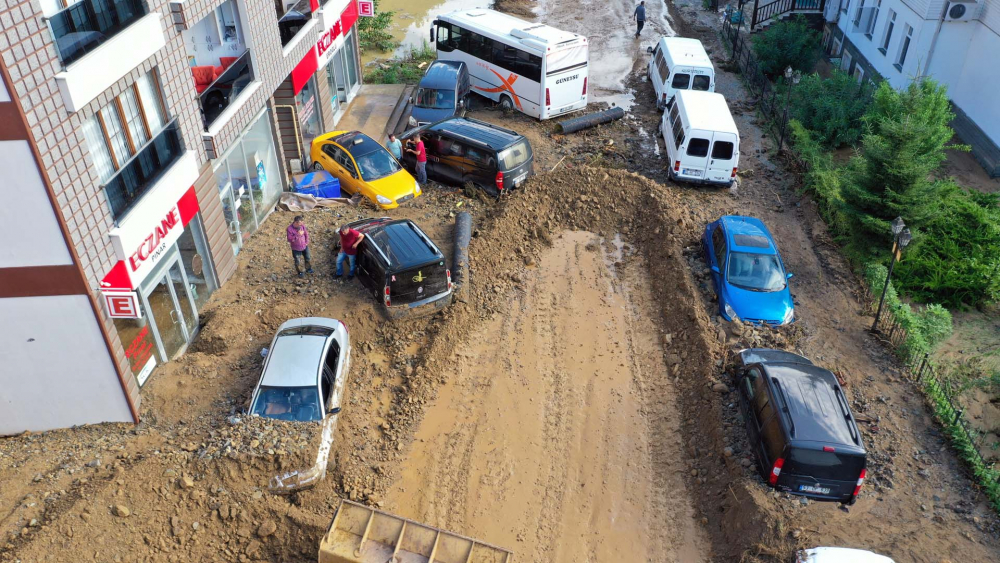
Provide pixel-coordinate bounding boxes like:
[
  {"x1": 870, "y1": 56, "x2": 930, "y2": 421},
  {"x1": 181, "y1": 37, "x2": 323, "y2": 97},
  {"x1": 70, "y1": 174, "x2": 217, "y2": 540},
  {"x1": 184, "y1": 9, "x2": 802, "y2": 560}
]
[
  {"x1": 675, "y1": 91, "x2": 739, "y2": 135},
  {"x1": 420, "y1": 61, "x2": 465, "y2": 88},
  {"x1": 328, "y1": 131, "x2": 384, "y2": 159},
  {"x1": 721, "y1": 215, "x2": 777, "y2": 255},
  {"x1": 424, "y1": 118, "x2": 524, "y2": 151},
  {"x1": 261, "y1": 321, "x2": 338, "y2": 388},
  {"x1": 659, "y1": 37, "x2": 713, "y2": 68},
  {"x1": 353, "y1": 219, "x2": 443, "y2": 268},
  {"x1": 761, "y1": 363, "x2": 864, "y2": 452}
]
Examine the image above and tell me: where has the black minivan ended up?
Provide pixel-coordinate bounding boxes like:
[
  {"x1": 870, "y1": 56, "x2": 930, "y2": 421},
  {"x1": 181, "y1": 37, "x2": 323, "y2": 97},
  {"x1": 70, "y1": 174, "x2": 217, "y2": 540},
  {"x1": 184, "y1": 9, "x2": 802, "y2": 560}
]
[
  {"x1": 734, "y1": 349, "x2": 867, "y2": 505},
  {"x1": 400, "y1": 117, "x2": 534, "y2": 197},
  {"x1": 337, "y1": 218, "x2": 452, "y2": 319}
]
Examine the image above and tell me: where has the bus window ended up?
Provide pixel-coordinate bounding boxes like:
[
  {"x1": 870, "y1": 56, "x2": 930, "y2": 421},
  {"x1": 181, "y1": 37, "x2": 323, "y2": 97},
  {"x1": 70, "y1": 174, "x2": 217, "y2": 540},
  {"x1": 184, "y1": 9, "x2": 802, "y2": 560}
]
[
  {"x1": 436, "y1": 25, "x2": 451, "y2": 51},
  {"x1": 447, "y1": 24, "x2": 464, "y2": 52},
  {"x1": 467, "y1": 32, "x2": 491, "y2": 61},
  {"x1": 516, "y1": 51, "x2": 542, "y2": 82},
  {"x1": 492, "y1": 40, "x2": 518, "y2": 73}
]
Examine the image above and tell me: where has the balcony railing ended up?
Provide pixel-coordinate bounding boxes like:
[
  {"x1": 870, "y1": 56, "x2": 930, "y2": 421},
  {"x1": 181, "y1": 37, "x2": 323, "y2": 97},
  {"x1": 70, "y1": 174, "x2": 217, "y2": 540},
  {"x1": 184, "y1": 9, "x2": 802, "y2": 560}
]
[
  {"x1": 47, "y1": 0, "x2": 147, "y2": 66},
  {"x1": 277, "y1": 0, "x2": 313, "y2": 47},
  {"x1": 198, "y1": 51, "x2": 255, "y2": 130},
  {"x1": 104, "y1": 119, "x2": 184, "y2": 221}
]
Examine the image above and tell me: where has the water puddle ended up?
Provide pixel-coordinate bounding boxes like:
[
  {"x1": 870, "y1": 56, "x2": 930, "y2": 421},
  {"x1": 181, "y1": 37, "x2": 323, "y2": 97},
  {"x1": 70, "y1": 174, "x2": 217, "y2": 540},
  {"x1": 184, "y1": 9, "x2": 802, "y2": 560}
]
[{"x1": 364, "y1": 0, "x2": 491, "y2": 64}]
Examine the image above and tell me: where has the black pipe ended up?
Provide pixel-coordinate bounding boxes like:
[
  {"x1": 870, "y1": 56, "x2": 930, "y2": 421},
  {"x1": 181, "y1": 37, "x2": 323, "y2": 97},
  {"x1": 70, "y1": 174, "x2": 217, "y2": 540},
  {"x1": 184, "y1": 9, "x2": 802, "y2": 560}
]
[
  {"x1": 452, "y1": 212, "x2": 472, "y2": 292},
  {"x1": 557, "y1": 107, "x2": 626, "y2": 134}
]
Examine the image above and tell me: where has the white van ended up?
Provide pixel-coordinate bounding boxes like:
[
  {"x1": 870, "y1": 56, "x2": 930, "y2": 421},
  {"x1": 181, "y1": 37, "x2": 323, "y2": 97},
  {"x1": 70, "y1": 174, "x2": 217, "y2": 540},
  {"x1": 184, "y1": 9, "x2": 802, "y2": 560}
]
[
  {"x1": 661, "y1": 90, "x2": 739, "y2": 186},
  {"x1": 647, "y1": 37, "x2": 715, "y2": 110}
]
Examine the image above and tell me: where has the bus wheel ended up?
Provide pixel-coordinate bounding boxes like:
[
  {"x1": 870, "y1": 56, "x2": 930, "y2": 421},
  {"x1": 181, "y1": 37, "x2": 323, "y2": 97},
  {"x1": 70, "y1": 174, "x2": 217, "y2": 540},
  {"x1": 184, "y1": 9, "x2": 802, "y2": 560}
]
[{"x1": 499, "y1": 95, "x2": 514, "y2": 113}]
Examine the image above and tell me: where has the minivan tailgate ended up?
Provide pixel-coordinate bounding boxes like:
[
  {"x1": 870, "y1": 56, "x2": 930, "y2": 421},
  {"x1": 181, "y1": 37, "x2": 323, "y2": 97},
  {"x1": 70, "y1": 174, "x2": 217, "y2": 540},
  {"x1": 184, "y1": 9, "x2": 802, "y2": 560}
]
[{"x1": 389, "y1": 261, "x2": 449, "y2": 306}]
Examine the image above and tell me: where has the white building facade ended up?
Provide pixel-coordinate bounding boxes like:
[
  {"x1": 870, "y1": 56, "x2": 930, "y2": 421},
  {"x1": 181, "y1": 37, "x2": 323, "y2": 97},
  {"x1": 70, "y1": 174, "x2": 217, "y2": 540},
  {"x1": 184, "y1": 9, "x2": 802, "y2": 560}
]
[{"x1": 824, "y1": 0, "x2": 1000, "y2": 176}]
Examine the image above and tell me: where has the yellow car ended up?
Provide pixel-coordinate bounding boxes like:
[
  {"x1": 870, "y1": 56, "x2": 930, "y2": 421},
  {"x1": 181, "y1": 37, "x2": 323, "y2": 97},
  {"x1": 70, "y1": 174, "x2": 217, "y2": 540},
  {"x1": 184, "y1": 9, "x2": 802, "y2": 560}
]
[{"x1": 311, "y1": 131, "x2": 421, "y2": 209}]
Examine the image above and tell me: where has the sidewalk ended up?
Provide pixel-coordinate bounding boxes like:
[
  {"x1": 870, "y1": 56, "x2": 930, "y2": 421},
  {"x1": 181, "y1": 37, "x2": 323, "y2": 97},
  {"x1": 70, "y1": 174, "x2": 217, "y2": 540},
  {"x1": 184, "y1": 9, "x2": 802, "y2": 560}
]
[{"x1": 334, "y1": 84, "x2": 408, "y2": 141}]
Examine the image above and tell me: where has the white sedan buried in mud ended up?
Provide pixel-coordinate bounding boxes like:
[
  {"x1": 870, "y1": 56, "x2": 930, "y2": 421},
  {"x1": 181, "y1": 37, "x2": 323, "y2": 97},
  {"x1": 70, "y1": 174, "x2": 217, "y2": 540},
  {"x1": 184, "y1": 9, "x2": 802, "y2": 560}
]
[{"x1": 248, "y1": 317, "x2": 350, "y2": 493}]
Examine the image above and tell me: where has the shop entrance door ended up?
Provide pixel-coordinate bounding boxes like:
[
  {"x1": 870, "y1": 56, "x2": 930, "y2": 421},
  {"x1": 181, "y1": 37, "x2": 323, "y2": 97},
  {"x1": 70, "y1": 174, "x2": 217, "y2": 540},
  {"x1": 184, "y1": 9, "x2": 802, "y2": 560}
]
[
  {"x1": 140, "y1": 249, "x2": 199, "y2": 362},
  {"x1": 220, "y1": 182, "x2": 245, "y2": 256}
]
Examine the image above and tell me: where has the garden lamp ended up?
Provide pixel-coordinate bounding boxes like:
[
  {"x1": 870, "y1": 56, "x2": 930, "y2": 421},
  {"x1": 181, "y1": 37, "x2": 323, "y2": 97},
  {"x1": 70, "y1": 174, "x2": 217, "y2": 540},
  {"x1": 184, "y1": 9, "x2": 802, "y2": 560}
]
[
  {"x1": 873, "y1": 220, "x2": 911, "y2": 331},
  {"x1": 785, "y1": 66, "x2": 793, "y2": 79},
  {"x1": 899, "y1": 228, "x2": 912, "y2": 248},
  {"x1": 891, "y1": 216, "x2": 905, "y2": 236}
]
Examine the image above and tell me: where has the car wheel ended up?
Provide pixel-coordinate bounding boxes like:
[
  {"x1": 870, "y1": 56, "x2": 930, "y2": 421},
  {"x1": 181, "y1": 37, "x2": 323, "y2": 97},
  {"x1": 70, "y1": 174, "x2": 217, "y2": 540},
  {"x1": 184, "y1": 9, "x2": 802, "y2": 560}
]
[
  {"x1": 499, "y1": 95, "x2": 514, "y2": 113},
  {"x1": 312, "y1": 161, "x2": 324, "y2": 171}
]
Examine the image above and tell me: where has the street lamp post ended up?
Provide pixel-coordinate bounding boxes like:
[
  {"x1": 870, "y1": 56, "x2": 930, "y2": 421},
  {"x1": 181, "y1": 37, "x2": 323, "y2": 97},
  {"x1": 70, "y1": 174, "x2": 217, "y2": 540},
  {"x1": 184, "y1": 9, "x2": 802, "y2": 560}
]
[
  {"x1": 872, "y1": 217, "x2": 913, "y2": 332},
  {"x1": 778, "y1": 66, "x2": 801, "y2": 151}
]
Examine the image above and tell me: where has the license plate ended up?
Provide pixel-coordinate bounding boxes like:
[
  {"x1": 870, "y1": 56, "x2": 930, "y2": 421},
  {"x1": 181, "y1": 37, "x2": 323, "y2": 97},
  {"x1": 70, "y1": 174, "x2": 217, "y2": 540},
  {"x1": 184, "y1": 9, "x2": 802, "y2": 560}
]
[
  {"x1": 682, "y1": 168, "x2": 704, "y2": 177},
  {"x1": 799, "y1": 484, "x2": 831, "y2": 494},
  {"x1": 513, "y1": 173, "x2": 527, "y2": 186}
]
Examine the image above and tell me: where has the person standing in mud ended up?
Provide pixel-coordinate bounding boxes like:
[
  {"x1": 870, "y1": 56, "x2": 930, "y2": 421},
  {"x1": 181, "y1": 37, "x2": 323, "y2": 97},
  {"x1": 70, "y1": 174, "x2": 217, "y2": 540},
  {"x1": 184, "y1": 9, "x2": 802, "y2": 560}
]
[
  {"x1": 287, "y1": 216, "x2": 313, "y2": 278},
  {"x1": 406, "y1": 133, "x2": 428, "y2": 186},
  {"x1": 335, "y1": 224, "x2": 365, "y2": 280},
  {"x1": 633, "y1": 1, "x2": 646, "y2": 38}
]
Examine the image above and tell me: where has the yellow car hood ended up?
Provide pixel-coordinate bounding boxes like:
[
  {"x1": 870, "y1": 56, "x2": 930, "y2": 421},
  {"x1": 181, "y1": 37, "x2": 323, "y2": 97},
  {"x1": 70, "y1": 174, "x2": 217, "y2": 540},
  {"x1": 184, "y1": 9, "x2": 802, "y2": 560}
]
[{"x1": 367, "y1": 169, "x2": 419, "y2": 202}]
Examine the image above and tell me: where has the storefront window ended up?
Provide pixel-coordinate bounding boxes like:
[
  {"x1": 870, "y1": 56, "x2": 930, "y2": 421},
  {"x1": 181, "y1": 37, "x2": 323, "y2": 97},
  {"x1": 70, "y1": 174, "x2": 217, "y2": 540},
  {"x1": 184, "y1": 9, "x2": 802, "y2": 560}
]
[
  {"x1": 177, "y1": 213, "x2": 216, "y2": 312},
  {"x1": 344, "y1": 31, "x2": 359, "y2": 91},
  {"x1": 114, "y1": 315, "x2": 157, "y2": 386},
  {"x1": 295, "y1": 76, "x2": 322, "y2": 167},
  {"x1": 213, "y1": 109, "x2": 283, "y2": 255}
]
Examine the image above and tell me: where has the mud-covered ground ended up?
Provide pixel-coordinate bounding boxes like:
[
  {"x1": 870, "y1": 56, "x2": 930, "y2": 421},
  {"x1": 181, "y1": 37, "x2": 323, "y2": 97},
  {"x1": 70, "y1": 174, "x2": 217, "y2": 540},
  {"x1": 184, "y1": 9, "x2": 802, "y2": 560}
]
[{"x1": 4, "y1": 1, "x2": 1000, "y2": 562}]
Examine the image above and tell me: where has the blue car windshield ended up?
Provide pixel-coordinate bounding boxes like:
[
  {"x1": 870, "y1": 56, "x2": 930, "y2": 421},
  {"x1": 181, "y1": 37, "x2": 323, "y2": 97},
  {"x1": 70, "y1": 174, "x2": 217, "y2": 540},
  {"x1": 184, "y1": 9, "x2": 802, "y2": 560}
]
[
  {"x1": 727, "y1": 252, "x2": 786, "y2": 292},
  {"x1": 414, "y1": 88, "x2": 456, "y2": 109},
  {"x1": 252, "y1": 386, "x2": 322, "y2": 422}
]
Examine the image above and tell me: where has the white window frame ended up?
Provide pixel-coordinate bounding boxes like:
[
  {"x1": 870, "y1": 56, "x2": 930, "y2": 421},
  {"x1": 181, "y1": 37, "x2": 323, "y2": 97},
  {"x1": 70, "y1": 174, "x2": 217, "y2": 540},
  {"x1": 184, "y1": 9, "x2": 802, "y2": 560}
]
[
  {"x1": 865, "y1": 0, "x2": 881, "y2": 39},
  {"x1": 842, "y1": 49, "x2": 854, "y2": 73},
  {"x1": 880, "y1": 10, "x2": 896, "y2": 55},
  {"x1": 895, "y1": 24, "x2": 913, "y2": 70},
  {"x1": 854, "y1": 65, "x2": 865, "y2": 84}
]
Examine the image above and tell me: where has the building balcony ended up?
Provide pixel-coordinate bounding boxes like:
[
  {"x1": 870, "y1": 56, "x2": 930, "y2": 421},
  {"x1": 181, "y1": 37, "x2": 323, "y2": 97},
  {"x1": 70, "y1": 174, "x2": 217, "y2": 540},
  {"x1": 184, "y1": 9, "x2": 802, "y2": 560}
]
[
  {"x1": 53, "y1": 10, "x2": 166, "y2": 112},
  {"x1": 197, "y1": 50, "x2": 256, "y2": 131},
  {"x1": 277, "y1": 0, "x2": 316, "y2": 48},
  {"x1": 104, "y1": 119, "x2": 185, "y2": 221}
]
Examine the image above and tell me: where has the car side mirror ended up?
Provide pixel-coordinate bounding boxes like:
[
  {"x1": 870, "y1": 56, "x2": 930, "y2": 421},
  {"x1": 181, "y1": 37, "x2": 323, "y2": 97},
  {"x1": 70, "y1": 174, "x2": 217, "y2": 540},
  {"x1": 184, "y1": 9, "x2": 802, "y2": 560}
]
[
  {"x1": 327, "y1": 406, "x2": 341, "y2": 415},
  {"x1": 409, "y1": 96, "x2": 414, "y2": 104},
  {"x1": 458, "y1": 99, "x2": 464, "y2": 107},
  {"x1": 430, "y1": 28, "x2": 435, "y2": 43},
  {"x1": 786, "y1": 272, "x2": 794, "y2": 279},
  {"x1": 646, "y1": 46, "x2": 654, "y2": 54},
  {"x1": 711, "y1": 265, "x2": 720, "y2": 274}
]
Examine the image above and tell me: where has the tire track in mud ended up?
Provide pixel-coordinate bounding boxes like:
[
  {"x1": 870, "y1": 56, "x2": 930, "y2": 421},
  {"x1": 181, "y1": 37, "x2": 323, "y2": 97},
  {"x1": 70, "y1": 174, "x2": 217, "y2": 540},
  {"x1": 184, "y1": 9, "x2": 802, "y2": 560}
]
[{"x1": 386, "y1": 231, "x2": 710, "y2": 562}]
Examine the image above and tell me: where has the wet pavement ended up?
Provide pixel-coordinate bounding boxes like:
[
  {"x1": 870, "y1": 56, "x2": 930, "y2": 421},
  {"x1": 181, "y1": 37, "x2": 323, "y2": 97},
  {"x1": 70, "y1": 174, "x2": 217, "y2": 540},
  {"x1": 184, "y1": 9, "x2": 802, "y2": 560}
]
[{"x1": 333, "y1": 84, "x2": 408, "y2": 141}]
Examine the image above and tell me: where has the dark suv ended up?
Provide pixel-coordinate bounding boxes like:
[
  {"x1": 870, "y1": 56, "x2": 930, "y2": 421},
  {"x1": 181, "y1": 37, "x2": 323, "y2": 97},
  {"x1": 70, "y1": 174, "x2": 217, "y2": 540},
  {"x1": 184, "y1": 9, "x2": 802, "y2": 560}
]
[
  {"x1": 400, "y1": 117, "x2": 534, "y2": 197},
  {"x1": 734, "y1": 349, "x2": 867, "y2": 505},
  {"x1": 337, "y1": 218, "x2": 452, "y2": 319}
]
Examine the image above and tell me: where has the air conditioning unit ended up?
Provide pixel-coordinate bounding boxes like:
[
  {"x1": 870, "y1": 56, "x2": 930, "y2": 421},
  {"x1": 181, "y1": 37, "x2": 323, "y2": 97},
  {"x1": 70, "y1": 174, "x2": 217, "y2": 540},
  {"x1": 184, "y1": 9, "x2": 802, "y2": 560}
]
[{"x1": 944, "y1": 0, "x2": 980, "y2": 21}]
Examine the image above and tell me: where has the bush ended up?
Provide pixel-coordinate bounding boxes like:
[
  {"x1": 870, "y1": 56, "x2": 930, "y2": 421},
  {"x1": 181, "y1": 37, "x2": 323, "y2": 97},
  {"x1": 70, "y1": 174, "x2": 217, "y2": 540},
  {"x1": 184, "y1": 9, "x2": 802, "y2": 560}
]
[
  {"x1": 790, "y1": 70, "x2": 870, "y2": 147},
  {"x1": 789, "y1": 121, "x2": 850, "y2": 234},
  {"x1": 358, "y1": 0, "x2": 396, "y2": 53},
  {"x1": 751, "y1": 16, "x2": 822, "y2": 77},
  {"x1": 862, "y1": 263, "x2": 953, "y2": 361}
]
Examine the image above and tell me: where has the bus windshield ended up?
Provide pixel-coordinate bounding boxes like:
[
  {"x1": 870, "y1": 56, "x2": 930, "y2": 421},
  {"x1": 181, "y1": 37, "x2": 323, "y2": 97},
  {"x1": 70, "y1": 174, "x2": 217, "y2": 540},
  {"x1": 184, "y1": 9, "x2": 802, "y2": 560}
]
[{"x1": 546, "y1": 44, "x2": 588, "y2": 75}]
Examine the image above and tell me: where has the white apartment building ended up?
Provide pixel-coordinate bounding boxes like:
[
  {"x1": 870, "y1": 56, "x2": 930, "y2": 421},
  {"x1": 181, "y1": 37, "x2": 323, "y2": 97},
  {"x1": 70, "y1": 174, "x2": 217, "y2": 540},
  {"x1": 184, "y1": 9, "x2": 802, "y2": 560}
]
[{"x1": 824, "y1": 0, "x2": 1000, "y2": 176}]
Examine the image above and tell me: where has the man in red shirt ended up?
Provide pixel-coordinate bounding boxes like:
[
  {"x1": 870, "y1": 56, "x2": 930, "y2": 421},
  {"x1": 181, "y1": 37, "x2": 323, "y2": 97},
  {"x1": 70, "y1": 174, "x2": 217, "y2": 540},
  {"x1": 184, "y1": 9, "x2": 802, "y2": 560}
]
[
  {"x1": 335, "y1": 224, "x2": 365, "y2": 280},
  {"x1": 406, "y1": 133, "x2": 428, "y2": 185}
]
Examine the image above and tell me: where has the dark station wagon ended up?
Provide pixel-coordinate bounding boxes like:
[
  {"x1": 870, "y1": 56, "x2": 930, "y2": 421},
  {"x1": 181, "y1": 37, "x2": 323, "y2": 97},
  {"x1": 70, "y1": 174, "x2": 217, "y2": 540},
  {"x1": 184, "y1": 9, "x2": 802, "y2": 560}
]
[
  {"x1": 337, "y1": 218, "x2": 453, "y2": 319},
  {"x1": 734, "y1": 349, "x2": 868, "y2": 505}
]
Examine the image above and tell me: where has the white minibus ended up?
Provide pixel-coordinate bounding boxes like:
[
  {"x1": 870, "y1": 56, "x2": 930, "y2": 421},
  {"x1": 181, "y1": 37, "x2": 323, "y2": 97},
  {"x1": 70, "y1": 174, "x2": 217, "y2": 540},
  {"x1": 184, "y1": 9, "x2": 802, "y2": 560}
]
[
  {"x1": 431, "y1": 9, "x2": 588, "y2": 120},
  {"x1": 647, "y1": 37, "x2": 715, "y2": 110},
  {"x1": 661, "y1": 90, "x2": 739, "y2": 186}
]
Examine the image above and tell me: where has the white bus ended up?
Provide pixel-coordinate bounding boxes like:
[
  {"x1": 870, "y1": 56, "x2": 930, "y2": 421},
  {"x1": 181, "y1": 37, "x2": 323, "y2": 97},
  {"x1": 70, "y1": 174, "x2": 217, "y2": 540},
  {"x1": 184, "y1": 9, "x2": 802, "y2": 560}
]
[{"x1": 431, "y1": 9, "x2": 588, "y2": 120}]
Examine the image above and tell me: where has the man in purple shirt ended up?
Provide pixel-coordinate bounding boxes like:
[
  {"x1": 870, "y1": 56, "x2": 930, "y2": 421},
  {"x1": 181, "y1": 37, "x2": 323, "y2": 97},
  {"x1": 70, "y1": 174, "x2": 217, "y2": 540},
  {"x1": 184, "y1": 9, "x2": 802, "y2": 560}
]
[{"x1": 286, "y1": 216, "x2": 313, "y2": 278}]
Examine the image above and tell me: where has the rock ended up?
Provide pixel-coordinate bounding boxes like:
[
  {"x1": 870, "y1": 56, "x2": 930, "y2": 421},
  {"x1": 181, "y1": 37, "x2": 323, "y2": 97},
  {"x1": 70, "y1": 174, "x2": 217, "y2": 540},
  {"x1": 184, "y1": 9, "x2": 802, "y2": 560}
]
[
  {"x1": 28, "y1": 519, "x2": 38, "y2": 527},
  {"x1": 723, "y1": 447, "x2": 733, "y2": 457},
  {"x1": 717, "y1": 329, "x2": 726, "y2": 343},
  {"x1": 665, "y1": 354, "x2": 682, "y2": 366},
  {"x1": 113, "y1": 505, "x2": 131, "y2": 518},
  {"x1": 86, "y1": 459, "x2": 101, "y2": 468},
  {"x1": 180, "y1": 475, "x2": 195, "y2": 489},
  {"x1": 712, "y1": 383, "x2": 729, "y2": 393},
  {"x1": 192, "y1": 522, "x2": 200, "y2": 531},
  {"x1": 256, "y1": 520, "x2": 277, "y2": 538},
  {"x1": 740, "y1": 458, "x2": 753, "y2": 467}
]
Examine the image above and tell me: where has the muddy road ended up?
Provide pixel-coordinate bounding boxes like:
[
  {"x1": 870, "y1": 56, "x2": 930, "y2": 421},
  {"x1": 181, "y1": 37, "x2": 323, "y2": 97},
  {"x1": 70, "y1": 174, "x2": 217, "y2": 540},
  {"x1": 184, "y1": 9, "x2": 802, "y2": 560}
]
[{"x1": 388, "y1": 231, "x2": 708, "y2": 562}]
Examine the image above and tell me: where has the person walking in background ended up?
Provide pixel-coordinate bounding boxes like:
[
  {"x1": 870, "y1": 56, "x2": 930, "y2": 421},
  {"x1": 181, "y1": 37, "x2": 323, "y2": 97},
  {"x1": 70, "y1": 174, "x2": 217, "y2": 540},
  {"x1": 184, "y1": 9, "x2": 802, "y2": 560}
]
[
  {"x1": 406, "y1": 133, "x2": 428, "y2": 185},
  {"x1": 335, "y1": 224, "x2": 365, "y2": 281},
  {"x1": 386, "y1": 133, "x2": 403, "y2": 161},
  {"x1": 287, "y1": 216, "x2": 313, "y2": 278},
  {"x1": 633, "y1": 1, "x2": 646, "y2": 38}
]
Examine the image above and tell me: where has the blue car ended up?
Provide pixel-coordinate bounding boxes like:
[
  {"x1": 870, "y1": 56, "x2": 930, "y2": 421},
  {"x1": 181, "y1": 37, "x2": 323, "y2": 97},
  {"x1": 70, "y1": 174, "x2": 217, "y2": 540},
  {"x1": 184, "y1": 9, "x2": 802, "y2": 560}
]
[{"x1": 702, "y1": 215, "x2": 794, "y2": 325}]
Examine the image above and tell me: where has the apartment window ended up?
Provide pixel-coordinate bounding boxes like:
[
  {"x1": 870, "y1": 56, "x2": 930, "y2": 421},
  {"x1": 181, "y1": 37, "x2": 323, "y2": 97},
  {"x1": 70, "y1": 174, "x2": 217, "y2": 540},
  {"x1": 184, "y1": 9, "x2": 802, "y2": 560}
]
[
  {"x1": 865, "y1": 0, "x2": 881, "y2": 39},
  {"x1": 83, "y1": 72, "x2": 168, "y2": 182},
  {"x1": 895, "y1": 24, "x2": 912, "y2": 71},
  {"x1": 842, "y1": 49, "x2": 854, "y2": 74},
  {"x1": 852, "y1": 0, "x2": 864, "y2": 29},
  {"x1": 853, "y1": 65, "x2": 865, "y2": 84},
  {"x1": 841, "y1": 0, "x2": 848, "y2": 13},
  {"x1": 880, "y1": 10, "x2": 895, "y2": 55}
]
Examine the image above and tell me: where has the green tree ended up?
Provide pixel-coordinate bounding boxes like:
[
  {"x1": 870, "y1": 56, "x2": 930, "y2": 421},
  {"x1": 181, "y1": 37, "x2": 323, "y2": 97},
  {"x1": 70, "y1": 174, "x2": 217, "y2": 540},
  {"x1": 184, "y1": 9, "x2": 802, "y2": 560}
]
[
  {"x1": 357, "y1": 0, "x2": 396, "y2": 53},
  {"x1": 839, "y1": 78, "x2": 964, "y2": 259},
  {"x1": 751, "y1": 16, "x2": 822, "y2": 77},
  {"x1": 790, "y1": 70, "x2": 871, "y2": 147}
]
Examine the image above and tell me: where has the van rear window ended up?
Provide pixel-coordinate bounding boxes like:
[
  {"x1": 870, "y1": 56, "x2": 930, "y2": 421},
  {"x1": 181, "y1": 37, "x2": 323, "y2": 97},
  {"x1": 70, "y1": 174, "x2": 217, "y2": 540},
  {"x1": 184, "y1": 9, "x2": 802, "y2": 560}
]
[
  {"x1": 787, "y1": 449, "x2": 865, "y2": 481},
  {"x1": 692, "y1": 75, "x2": 711, "y2": 91},
  {"x1": 687, "y1": 138, "x2": 710, "y2": 157},
  {"x1": 712, "y1": 141, "x2": 734, "y2": 160},
  {"x1": 671, "y1": 73, "x2": 690, "y2": 89},
  {"x1": 499, "y1": 141, "x2": 531, "y2": 170}
]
